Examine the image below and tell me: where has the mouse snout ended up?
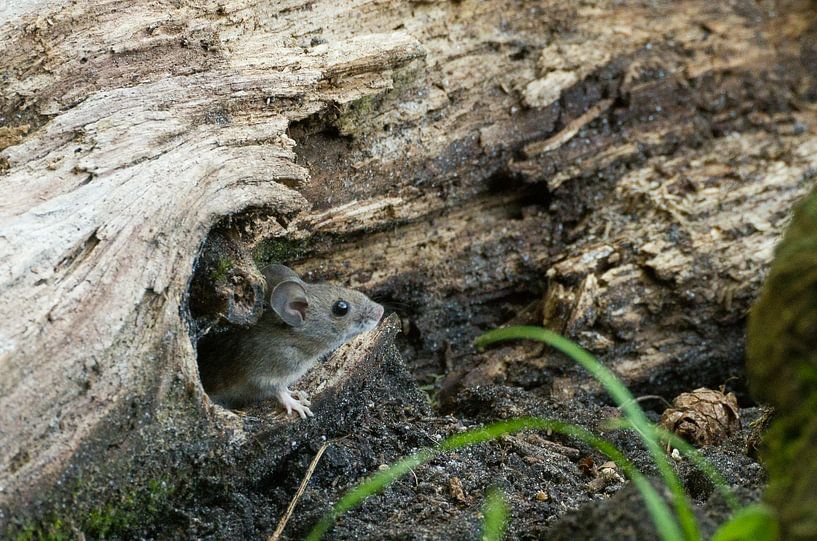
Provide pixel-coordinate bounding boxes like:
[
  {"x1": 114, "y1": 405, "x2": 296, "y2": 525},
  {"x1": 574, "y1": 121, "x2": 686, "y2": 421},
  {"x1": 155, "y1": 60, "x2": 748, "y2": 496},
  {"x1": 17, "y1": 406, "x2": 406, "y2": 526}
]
[{"x1": 353, "y1": 302, "x2": 384, "y2": 336}]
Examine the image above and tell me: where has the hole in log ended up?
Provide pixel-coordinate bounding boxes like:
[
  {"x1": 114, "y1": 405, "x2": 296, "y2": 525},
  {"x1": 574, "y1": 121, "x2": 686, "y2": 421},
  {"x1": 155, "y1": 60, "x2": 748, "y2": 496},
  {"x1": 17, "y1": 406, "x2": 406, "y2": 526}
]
[{"x1": 188, "y1": 214, "x2": 394, "y2": 415}]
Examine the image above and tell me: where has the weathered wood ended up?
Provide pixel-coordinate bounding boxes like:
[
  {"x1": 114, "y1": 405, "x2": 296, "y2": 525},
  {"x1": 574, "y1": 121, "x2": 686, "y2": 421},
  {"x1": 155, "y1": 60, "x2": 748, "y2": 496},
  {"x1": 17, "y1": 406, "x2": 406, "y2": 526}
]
[
  {"x1": 1, "y1": 0, "x2": 816, "y2": 535},
  {"x1": 0, "y1": 1, "x2": 425, "y2": 523}
]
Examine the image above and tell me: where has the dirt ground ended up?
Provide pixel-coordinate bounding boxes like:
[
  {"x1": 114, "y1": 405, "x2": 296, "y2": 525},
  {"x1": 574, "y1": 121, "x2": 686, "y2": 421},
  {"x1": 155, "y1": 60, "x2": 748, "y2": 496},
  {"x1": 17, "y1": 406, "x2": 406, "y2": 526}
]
[{"x1": 179, "y1": 129, "x2": 786, "y2": 538}]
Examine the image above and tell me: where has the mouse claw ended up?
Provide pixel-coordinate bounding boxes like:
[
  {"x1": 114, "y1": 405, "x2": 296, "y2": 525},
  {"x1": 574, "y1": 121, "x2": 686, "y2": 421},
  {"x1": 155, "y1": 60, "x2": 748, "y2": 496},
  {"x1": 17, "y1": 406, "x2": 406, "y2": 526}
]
[
  {"x1": 287, "y1": 402, "x2": 313, "y2": 419},
  {"x1": 298, "y1": 404, "x2": 314, "y2": 418},
  {"x1": 278, "y1": 389, "x2": 314, "y2": 419}
]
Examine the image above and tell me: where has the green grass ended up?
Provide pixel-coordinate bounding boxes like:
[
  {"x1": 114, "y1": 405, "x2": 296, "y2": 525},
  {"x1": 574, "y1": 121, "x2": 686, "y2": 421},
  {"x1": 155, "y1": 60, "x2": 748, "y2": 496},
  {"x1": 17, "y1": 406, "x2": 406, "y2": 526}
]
[
  {"x1": 711, "y1": 504, "x2": 778, "y2": 541},
  {"x1": 614, "y1": 420, "x2": 740, "y2": 511},
  {"x1": 305, "y1": 417, "x2": 681, "y2": 541},
  {"x1": 480, "y1": 488, "x2": 508, "y2": 541}
]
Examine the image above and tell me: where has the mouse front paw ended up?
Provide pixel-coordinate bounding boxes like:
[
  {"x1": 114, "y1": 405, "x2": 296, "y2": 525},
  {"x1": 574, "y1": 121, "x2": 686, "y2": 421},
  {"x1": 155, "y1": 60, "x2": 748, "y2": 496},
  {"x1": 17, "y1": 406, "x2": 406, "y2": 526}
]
[{"x1": 277, "y1": 388, "x2": 314, "y2": 419}]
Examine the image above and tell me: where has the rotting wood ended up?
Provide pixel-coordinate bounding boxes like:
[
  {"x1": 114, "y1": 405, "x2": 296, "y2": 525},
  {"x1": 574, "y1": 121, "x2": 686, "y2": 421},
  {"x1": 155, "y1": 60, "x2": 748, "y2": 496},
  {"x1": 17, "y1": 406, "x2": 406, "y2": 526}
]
[{"x1": 1, "y1": 0, "x2": 816, "y2": 535}]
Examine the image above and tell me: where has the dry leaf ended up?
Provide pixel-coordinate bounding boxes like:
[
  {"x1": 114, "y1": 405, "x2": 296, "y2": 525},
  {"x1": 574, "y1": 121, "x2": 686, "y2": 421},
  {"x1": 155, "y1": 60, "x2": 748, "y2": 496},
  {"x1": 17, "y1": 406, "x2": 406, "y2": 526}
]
[{"x1": 449, "y1": 476, "x2": 468, "y2": 503}]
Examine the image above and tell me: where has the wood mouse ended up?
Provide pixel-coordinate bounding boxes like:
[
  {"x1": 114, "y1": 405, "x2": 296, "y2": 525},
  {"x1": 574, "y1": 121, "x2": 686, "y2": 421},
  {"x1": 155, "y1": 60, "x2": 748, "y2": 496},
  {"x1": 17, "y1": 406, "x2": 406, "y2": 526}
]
[{"x1": 198, "y1": 264, "x2": 384, "y2": 418}]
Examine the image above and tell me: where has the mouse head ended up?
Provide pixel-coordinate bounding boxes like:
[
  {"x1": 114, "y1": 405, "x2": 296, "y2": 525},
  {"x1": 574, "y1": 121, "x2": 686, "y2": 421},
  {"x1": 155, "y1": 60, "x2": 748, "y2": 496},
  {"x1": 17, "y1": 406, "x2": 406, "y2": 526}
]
[{"x1": 264, "y1": 265, "x2": 385, "y2": 346}]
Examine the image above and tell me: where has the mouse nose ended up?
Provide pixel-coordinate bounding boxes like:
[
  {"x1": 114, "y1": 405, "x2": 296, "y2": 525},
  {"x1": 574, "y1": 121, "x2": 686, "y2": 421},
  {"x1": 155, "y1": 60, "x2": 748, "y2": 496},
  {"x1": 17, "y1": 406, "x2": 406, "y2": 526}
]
[{"x1": 373, "y1": 303, "x2": 384, "y2": 321}]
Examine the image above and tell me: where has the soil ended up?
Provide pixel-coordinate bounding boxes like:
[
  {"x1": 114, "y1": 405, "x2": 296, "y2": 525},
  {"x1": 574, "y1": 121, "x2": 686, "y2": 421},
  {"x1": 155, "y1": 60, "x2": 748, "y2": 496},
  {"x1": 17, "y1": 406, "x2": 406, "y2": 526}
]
[{"x1": 178, "y1": 146, "x2": 777, "y2": 540}]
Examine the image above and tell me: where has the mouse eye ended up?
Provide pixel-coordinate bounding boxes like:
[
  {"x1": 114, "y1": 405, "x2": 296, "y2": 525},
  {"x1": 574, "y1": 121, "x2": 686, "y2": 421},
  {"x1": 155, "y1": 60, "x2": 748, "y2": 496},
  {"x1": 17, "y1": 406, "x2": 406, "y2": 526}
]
[{"x1": 332, "y1": 300, "x2": 350, "y2": 317}]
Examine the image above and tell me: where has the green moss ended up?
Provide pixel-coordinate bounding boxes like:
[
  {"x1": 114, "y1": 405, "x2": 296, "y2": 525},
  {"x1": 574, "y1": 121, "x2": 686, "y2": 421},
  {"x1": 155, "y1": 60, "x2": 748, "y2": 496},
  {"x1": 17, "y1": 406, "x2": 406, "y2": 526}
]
[
  {"x1": 747, "y1": 185, "x2": 817, "y2": 539},
  {"x1": 11, "y1": 522, "x2": 39, "y2": 541},
  {"x1": 9, "y1": 478, "x2": 176, "y2": 540},
  {"x1": 252, "y1": 237, "x2": 309, "y2": 268},
  {"x1": 10, "y1": 519, "x2": 71, "y2": 541},
  {"x1": 84, "y1": 478, "x2": 176, "y2": 537},
  {"x1": 210, "y1": 256, "x2": 233, "y2": 282},
  {"x1": 336, "y1": 94, "x2": 379, "y2": 136},
  {"x1": 334, "y1": 62, "x2": 423, "y2": 137}
]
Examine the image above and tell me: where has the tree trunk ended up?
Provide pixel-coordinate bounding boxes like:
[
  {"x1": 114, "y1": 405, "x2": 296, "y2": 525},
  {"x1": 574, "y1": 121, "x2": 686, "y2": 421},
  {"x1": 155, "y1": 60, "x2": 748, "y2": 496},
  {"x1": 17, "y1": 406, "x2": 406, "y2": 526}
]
[{"x1": 1, "y1": 0, "x2": 816, "y2": 538}]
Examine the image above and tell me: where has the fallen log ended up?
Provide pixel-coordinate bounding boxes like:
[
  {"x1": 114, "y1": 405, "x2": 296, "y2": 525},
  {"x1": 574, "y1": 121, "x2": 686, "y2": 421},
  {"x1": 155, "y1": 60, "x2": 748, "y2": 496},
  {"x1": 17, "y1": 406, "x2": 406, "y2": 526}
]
[{"x1": 1, "y1": 0, "x2": 816, "y2": 537}]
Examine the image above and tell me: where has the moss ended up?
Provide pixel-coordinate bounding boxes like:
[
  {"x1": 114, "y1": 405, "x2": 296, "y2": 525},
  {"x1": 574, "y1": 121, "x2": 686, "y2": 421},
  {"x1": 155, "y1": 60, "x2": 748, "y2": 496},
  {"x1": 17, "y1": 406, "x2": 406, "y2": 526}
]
[
  {"x1": 334, "y1": 61, "x2": 424, "y2": 137},
  {"x1": 11, "y1": 522, "x2": 40, "y2": 541},
  {"x1": 210, "y1": 256, "x2": 233, "y2": 282},
  {"x1": 85, "y1": 478, "x2": 176, "y2": 537},
  {"x1": 11, "y1": 519, "x2": 71, "y2": 541},
  {"x1": 9, "y1": 478, "x2": 176, "y2": 540},
  {"x1": 747, "y1": 185, "x2": 817, "y2": 540},
  {"x1": 252, "y1": 237, "x2": 309, "y2": 268},
  {"x1": 335, "y1": 94, "x2": 379, "y2": 136}
]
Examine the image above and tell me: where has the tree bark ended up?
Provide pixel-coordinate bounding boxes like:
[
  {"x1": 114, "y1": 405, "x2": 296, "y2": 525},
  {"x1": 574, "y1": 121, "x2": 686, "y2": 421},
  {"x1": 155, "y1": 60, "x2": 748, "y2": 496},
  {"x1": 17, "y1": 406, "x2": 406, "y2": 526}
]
[{"x1": 1, "y1": 0, "x2": 816, "y2": 536}]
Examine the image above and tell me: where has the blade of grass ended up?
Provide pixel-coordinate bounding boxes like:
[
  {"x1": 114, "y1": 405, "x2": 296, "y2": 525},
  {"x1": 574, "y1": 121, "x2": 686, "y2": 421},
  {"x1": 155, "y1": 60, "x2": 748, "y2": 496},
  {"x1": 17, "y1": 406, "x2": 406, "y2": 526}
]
[
  {"x1": 655, "y1": 429, "x2": 739, "y2": 511},
  {"x1": 305, "y1": 417, "x2": 684, "y2": 541},
  {"x1": 475, "y1": 326, "x2": 699, "y2": 540},
  {"x1": 481, "y1": 488, "x2": 508, "y2": 541},
  {"x1": 711, "y1": 504, "x2": 778, "y2": 541}
]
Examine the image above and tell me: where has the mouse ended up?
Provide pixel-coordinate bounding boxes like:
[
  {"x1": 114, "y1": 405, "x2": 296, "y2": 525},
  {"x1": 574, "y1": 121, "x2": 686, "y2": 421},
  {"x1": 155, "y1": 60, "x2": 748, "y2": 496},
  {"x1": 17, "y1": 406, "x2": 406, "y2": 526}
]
[{"x1": 198, "y1": 264, "x2": 384, "y2": 418}]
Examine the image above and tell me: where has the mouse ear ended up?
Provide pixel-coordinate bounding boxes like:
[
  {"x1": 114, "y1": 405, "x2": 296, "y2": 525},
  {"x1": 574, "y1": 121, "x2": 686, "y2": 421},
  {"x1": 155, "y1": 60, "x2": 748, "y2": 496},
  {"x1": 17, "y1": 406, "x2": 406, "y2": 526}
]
[
  {"x1": 270, "y1": 280, "x2": 308, "y2": 327},
  {"x1": 263, "y1": 264, "x2": 304, "y2": 290}
]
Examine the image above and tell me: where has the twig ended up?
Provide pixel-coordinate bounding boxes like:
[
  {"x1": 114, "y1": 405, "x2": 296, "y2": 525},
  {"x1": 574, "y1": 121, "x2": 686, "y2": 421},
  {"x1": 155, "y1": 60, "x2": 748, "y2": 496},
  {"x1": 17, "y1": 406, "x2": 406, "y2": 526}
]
[
  {"x1": 268, "y1": 440, "x2": 331, "y2": 541},
  {"x1": 408, "y1": 466, "x2": 419, "y2": 486},
  {"x1": 522, "y1": 98, "x2": 614, "y2": 157},
  {"x1": 618, "y1": 394, "x2": 672, "y2": 410}
]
